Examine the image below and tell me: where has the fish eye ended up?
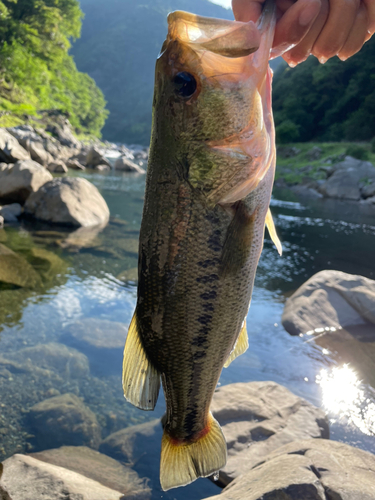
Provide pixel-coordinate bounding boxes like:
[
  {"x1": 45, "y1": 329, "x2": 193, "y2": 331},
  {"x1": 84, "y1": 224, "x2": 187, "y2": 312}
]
[{"x1": 173, "y1": 72, "x2": 197, "y2": 98}]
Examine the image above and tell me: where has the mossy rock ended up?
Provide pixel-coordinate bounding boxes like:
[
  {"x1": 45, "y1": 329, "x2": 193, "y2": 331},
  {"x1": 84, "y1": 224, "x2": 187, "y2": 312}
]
[
  {"x1": 0, "y1": 244, "x2": 42, "y2": 288},
  {"x1": 26, "y1": 247, "x2": 67, "y2": 282}
]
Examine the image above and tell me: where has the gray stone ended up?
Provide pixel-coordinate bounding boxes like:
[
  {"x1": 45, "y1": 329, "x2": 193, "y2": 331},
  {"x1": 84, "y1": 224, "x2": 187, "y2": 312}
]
[
  {"x1": 31, "y1": 446, "x2": 151, "y2": 499},
  {"x1": 282, "y1": 270, "x2": 375, "y2": 336},
  {"x1": 47, "y1": 160, "x2": 68, "y2": 173},
  {"x1": 361, "y1": 180, "x2": 375, "y2": 199},
  {"x1": 210, "y1": 381, "x2": 329, "y2": 486},
  {"x1": 0, "y1": 160, "x2": 52, "y2": 204},
  {"x1": 319, "y1": 158, "x2": 375, "y2": 200},
  {"x1": 27, "y1": 393, "x2": 101, "y2": 450},
  {"x1": 7, "y1": 125, "x2": 40, "y2": 148},
  {"x1": 277, "y1": 146, "x2": 301, "y2": 158},
  {"x1": 67, "y1": 158, "x2": 85, "y2": 170},
  {"x1": 86, "y1": 146, "x2": 111, "y2": 168},
  {"x1": 0, "y1": 129, "x2": 30, "y2": 163},
  {"x1": 290, "y1": 185, "x2": 322, "y2": 199},
  {"x1": 28, "y1": 140, "x2": 54, "y2": 166},
  {"x1": 0, "y1": 243, "x2": 41, "y2": 288},
  {"x1": 13, "y1": 343, "x2": 89, "y2": 378},
  {"x1": 95, "y1": 163, "x2": 111, "y2": 171},
  {"x1": 205, "y1": 439, "x2": 375, "y2": 500},
  {"x1": 0, "y1": 216, "x2": 3, "y2": 229},
  {"x1": 24, "y1": 177, "x2": 110, "y2": 227},
  {"x1": 0, "y1": 203, "x2": 21, "y2": 222},
  {"x1": 306, "y1": 146, "x2": 322, "y2": 161},
  {"x1": 0, "y1": 454, "x2": 126, "y2": 500},
  {"x1": 46, "y1": 122, "x2": 80, "y2": 148},
  {"x1": 114, "y1": 156, "x2": 146, "y2": 173}
]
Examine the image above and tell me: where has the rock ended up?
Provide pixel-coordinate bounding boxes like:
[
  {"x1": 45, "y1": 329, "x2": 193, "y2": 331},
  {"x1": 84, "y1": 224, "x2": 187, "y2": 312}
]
[
  {"x1": 96, "y1": 163, "x2": 111, "y2": 171},
  {"x1": 47, "y1": 160, "x2": 68, "y2": 173},
  {"x1": 27, "y1": 247, "x2": 67, "y2": 282},
  {"x1": 0, "y1": 129, "x2": 30, "y2": 163},
  {"x1": 0, "y1": 243, "x2": 42, "y2": 288},
  {"x1": 27, "y1": 393, "x2": 101, "y2": 450},
  {"x1": 114, "y1": 156, "x2": 146, "y2": 173},
  {"x1": 7, "y1": 126, "x2": 54, "y2": 166},
  {"x1": 364, "y1": 195, "x2": 375, "y2": 204},
  {"x1": 24, "y1": 177, "x2": 110, "y2": 227},
  {"x1": 290, "y1": 185, "x2": 322, "y2": 199},
  {"x1": 319, "y1": 158, "x2": 375, "y2": 200},
  {"x1": 13, "y1": 343, "x2": 89, "y2": 378},
  {"x1": 282, "y1": 270, "x2": 375, "y2": 336},
  {"x1": 57, "y1": 224, "x2": 105, "y2": 250},
  {"x1": 306, "y1": 146, "x2": 322, "y2": 161},
  {"x1": 117, "y1": 267, "x2": 138, "y2": 283},
  {"x1": 0, "y1": 454, "x2": 126, "y2": 500},
  {"x1": 67, "y1": 158, "x2": 85, "y2": 170},
  {"x1": 28, "y1": 140, "x2": 54, "y2": 166},
  {"x1": 100, "y1": 419, "x2": 162, "y2": 481},
  {"x1": 277, "y1": 146, "x2": 301, "y2": 158},
  {"x1": 361, "y1": 180, "x2": 375, "y2": 199},
  {"x1": 210, "y1": 381, "x2": 328, "y2": 486},
  {"x1": 0, "y1": 216, "x2": 3, "y2": 229},
  {"x1": 46, "y1": 122, "x2": 80, "y2": 148},
  {"x1": 0, "y1": 203, "x2": 22, "y2": 222},
  {"x1": 0, "y1": 160, "x2": 52, "y2": 204},
  {"x1": 204, "y1": 439, "x2": 375, "y2": 500},
  {"x1": 86, "y1": 146, "x2": 111, "y2": 168},
  {"x1": 30, "y1": 446, "x2": 151, "y2": 499},
  {"x1": 61, "y1": 318, "x2": 128, "y2": 376}
]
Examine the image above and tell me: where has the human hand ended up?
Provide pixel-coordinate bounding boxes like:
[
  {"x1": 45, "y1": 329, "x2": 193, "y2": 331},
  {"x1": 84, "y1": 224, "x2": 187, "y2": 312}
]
[{"x1": 232, "y1": 0, "x2": 375, "y2": 66}]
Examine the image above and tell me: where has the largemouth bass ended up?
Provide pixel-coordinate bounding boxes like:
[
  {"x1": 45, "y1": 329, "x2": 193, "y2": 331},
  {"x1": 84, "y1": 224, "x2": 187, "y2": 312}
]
[{"x1": 122, "y1": 0, "x2": 281, "y2": 491}]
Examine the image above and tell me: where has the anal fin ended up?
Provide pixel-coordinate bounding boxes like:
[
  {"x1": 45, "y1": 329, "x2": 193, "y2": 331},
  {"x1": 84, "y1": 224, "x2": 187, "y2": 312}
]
[
  {"x1": 160, "y1": 412, "x2": 227, "y2": 491},
  {"x1": 224, "y1": 319, "x2": 248, "y2": 368},
  {"x1": 122, "y1": 312, "x2": 160, "y2": 410},
  {"x1": 265, "y1": 208, "x2": 282, "y2": 255}
]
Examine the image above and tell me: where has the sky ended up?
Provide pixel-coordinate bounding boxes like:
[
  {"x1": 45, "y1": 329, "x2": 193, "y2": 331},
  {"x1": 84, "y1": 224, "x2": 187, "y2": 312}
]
[{"x1": 209, "y1": 0, "x2": 232, "y2": 9}]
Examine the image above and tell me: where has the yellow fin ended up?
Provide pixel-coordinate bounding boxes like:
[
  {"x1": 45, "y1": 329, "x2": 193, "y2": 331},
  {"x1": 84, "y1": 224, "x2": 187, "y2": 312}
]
[
  {"x1": 122, "y1": 312, "x2": 160, "y2": 410},
  {"x1": 224, "y1": 319, "x2": 248, "y2": 368},
  {"x1": 265, "y1": 208, "x2": 282, "y2": 256},
  {"x1": 160, "y1": 412, "x2": 227, "y2": 491}
]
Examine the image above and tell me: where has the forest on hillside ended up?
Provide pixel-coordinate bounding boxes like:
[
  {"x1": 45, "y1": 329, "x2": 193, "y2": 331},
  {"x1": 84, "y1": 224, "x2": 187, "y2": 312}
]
[{"x1": 0, "y1": 0, "x2": 107, "y2": 135}]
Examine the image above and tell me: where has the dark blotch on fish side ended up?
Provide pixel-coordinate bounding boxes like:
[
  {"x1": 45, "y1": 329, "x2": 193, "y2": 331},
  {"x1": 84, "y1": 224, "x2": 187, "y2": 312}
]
[
  {"x1": 200, "y1": 290, "x2": 217, "y2": 300},
  {"x1": 196, "y1": 274, "x2": 219, "y2": 284}
]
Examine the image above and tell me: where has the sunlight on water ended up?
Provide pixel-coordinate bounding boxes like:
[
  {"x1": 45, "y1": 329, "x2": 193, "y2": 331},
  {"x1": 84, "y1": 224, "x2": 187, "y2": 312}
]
[{"x1": 316, "y1": 365, "x2": 375, "y2": 436}]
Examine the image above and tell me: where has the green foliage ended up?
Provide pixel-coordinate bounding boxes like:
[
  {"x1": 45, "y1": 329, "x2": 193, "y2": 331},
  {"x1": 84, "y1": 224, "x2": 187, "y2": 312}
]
[
  {"x1": 276, "y1": 120, "x2": 300, "y2": 143},
  {"x1": 0, "y1": 0, "x2": 108, "y2": 136},
  {"x1": 273, "y1": 37, "x2": 375, "y2": 142},
  {"x1": 71, "y1": 0, "x2": 233, "y2": 145},
  {"x1": 345, "y1": 144, "x2": 370, "y2": 161}
]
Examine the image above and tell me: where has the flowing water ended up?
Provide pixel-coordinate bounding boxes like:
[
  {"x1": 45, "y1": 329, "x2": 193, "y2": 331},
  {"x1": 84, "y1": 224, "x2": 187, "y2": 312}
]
[{"x1": 0, "y1": 171, "x2": 375, "y2": 499}]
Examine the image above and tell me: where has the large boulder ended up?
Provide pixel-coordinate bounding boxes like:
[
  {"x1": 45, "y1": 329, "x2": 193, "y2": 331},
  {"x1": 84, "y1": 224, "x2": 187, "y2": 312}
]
[
  {"x1": 210, "y1": 381, "x2": 328, "y2": 486},
  {"x1": 319, "y1": 157, "x2": 375, "y2": 200},
  {"x1": 0, "y1": 454, "x2": 127, "y2": 500},
  {"x1": 114, "y1": 156, "x2": 145, "y2": 173},
  {"x1": 282, "y1": 270, "x2": 375, "y2": 336},
  {"x1": 46, "y1": 121, "x2": 80, "y2": 148},
  {"x1": 100, "y1": 382, "x2": 328, "y2": 488},
  {"x1": 0, "y1": 160, "x2": 52, "y2": 204},
  {"x1": 27, "y1": 393, "x2": 101, "y2": 450},
  {"x1": 30, "y1": 446, "x2": 151, "y2": 499},
  {"x1": 47, "y1": 160, "x2": 68, "y2": 173},
  {"x1": 24, "y1": 177, "x2": 110, "y2": 227},
  {"x1": 204, "y1": 439, "x2": 375, "y2": 500},
  {"x1": 86, "y1": 146, "x2": 111, "y2": 168},
  {"x1": 0, "y1": 203, "x2": 21, "y2": 222},
  {"x1": 0, "y1": 129, "x2": 30, "y2": 163}
]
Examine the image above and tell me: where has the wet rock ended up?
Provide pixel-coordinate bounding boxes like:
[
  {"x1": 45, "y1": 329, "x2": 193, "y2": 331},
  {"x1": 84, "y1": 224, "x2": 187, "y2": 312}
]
[
  {"x1": 61, "y1": 318, "x2": 128, "y2": 376},
  {"x1": 26, "y1": 247, "x2": 67, "y2": 282},
  {"x1": 67, "y1": 158, "x2": 85, "y2": 170},
  {"x1": 0, "y1": 160, "x2": 52, "y2": 204},
  {"x1": 282, "y1": 270, "x2": 375, "y2": 336},
  {"x1": 205, "y1": 439, "x2": 375, "y2": 500},
  {"x1": 86, "y1": 146, "x2": 111, "y2": 168},
  {"x1": 57, "y1": 224, "x2": 105, "y2": 250},
  {"x1": 306, "y1": 146, "x2": 322, "y2": 161},
  {"x1": 31, "y1": 446, "x2": 151, "y2": 499},
  {"x1": 210, "y1": 381, "x2": 329, "y2": 486},
  {"x1": 114, "y1": 156, "x2": 146, "y2": 173},
  {"x1": 24, "y1": 177, "x2": 110, "y2": 227},
  {"x1": 14, "y1": 343, "x2": 89, "y2": 378},
  {"x1": 117, "y1": 267, "x2": 138, "y2": 283},
  {"x1": 361, "y1": 180, "x2": 375, "y2": 199},
  {"x1": 0, "y1": 244, "x2": 42, "y2": 288},
  {"x1": 115, "y1": 238, "x2": 139, "y2": 254},
  {"x1": 27, "y1": 393, "x2": 101, "y2": 450},
  {"x1": 100, "y1": 419, "x2": 162, "y2": 481},
  {"x1": 319, "y1": 158, "x2": 375, "y2": 200},
  {"x1": 47, "y1": 160, "x2": 68, "y2": 173},
  {"x1": 0, "y1": 203, "x2": 22, "y2": 222},
  {"x1": 0, "y1": 129, "x2": 30, "y2": 163},
  {"x1": 96, "y1": 163, "x2": 111, "y2": 171},
  {"x1": 0, "y1": 454, "x2": 126, "y2": 500}
]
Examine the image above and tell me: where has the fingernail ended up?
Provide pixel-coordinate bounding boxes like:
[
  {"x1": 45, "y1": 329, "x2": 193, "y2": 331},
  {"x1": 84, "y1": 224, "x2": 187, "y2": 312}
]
[
  {"x1": 318, "y1": 55, "x2": 328, "y2": 64},
  {"x1": 299, "y1": 1, "x2": 320, "y2": 27},
  {"x1": 338, "y1": 55, "x2": 348, "y2": 62}
]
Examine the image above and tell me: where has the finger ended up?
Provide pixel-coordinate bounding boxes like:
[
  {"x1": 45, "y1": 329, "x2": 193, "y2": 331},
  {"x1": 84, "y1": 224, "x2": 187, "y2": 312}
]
[
  {"x1": 272, "y1": 0, "x2": 321, "y2": 58},
  {"x1": 338, "y1": 5, "x2": 368, "y2": 60},
  {"x1": 363, "y1": 0, "x2": 375, "y2": 35},
  {"x1": 282, "y1": 0, "x2": 328, "y2": 65},
  {"x1": 232, "y1": 0, "x2": 264, "y2": 22},
  {"x1": 313, "y1": 0, "x2": 360, "y2": 62}
]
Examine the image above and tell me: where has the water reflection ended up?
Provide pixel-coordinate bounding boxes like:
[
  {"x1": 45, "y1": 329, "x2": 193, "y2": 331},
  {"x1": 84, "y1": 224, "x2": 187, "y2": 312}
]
[{"x1": 317, "y1": 365, "x2": 375, "y2": 436}]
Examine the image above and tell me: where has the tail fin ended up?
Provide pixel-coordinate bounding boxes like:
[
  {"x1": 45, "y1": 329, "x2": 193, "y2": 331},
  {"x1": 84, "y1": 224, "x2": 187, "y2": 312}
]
[{"x1": 160, "y1": 413, "x2": 227, "y2": 491}]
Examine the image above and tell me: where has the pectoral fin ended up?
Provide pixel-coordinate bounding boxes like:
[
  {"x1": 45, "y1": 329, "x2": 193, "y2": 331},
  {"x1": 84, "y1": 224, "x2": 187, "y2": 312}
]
[
  {"x1": 122, "y1": 312, "x2": 161, "y2": 410},
  {"x1": 224, "y1": 319, "x2": 248, "y2": 368},
  {"x1": 265, "y1": 208, "x2": 282, "y2": 256}
]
